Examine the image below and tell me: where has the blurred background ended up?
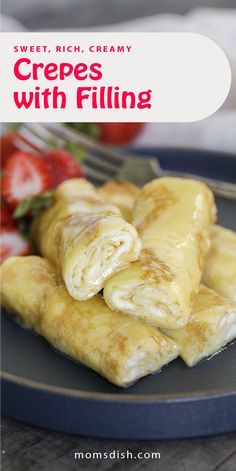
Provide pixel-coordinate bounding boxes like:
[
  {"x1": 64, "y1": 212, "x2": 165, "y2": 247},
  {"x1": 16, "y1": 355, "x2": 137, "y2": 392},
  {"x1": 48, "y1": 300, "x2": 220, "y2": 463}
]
[
  {"x1": 2, "y1": 0, "x2": 236, "y2": 30},
  {"x1": 1, "y1": 0, "x2": 236, "y2": 152}
]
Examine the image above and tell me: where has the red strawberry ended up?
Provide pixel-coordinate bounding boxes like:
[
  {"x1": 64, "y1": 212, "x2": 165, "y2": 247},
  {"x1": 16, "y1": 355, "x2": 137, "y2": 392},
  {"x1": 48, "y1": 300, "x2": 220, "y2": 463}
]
[
  {"x1": 40, "y1": 149, "x2": 84, "y2": 188},
  {"x1": 68, "y1": 123, "x2": 145, "y2": 144},
  {"x1": 1, "y1": 203, "x2": 14, "y2": 227},
  {"x1": 1, "y1": 132, "x2": 39, "y2": 169},
  {"x1": 1, "y1": 152, "x2": 51, "y2": 208},
  {"x1": 97, "y1": 123, "x2": 145, "y2": 144},
  {"x1": 0, "y1": 227, "x2": 31, "y2": 263},
  {"x1": 1, "y1": 133, "x2": 19, "y2": 169}
]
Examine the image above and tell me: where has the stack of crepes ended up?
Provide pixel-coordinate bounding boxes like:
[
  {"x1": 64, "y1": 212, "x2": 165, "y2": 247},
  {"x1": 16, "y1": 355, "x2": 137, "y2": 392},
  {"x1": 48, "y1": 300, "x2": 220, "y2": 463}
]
[{"x1": 1, "y1": 177, "x2": 236, "y2": 387}]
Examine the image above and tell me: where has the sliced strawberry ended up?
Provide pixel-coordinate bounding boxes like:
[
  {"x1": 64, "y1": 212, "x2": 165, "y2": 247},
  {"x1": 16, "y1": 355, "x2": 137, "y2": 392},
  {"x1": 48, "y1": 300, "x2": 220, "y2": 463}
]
[
  {"x1": 1, "y1": 132, "x2": 39, "y2": 169},
  {"x1": 1, "y1": 152, "x2": 51, "y2": 208},
  {"x1": 1, "y1": 203, "x2": 14, "y2": 227},
  {"x1": 40, "y1": 149, "x2": 84, "y2": 188},
  {"x1": 1, "y1": 133, "x2": 19, "y2": 169},
  {"x1": 0, "y1": 227, "x2": 32, "y2": 263}
]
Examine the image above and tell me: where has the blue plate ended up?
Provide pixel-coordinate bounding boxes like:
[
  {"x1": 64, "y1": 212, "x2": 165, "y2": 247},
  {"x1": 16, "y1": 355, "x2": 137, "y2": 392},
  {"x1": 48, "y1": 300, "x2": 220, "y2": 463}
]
[{"x1": 1, "y1": 148, "x2": 236, "y2": 439}]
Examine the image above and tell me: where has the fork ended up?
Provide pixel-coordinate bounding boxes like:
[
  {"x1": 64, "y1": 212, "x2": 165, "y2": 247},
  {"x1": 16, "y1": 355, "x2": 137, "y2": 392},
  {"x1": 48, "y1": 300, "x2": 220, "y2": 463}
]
[{"x1": 18, "y1": 122, "x2": 236, "y2": 200}]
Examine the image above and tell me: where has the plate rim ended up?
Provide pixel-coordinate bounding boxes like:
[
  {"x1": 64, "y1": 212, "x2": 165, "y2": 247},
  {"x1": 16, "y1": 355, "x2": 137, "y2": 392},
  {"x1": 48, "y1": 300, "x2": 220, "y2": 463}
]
[
  {"x1": 2, "y1": 371, "x2": 236, "y2": 403},
  {"x1": 131, "y1": 146, "x2": 236, "y2": 159}
]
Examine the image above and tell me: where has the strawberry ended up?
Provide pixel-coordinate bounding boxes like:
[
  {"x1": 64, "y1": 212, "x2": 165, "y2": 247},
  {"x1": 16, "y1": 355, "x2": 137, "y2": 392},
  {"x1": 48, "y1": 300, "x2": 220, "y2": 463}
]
[
  {"x1": 1, "y1": 132, "x2": 19, "y2": 169},
  {"x1": 40, "y1": 148, "x2": 84, "y2": 188},
  {"x1": 1, "y1": 132, "x2": 39, "y2": 169},
  {"x1": 98, "y1": 123, "x2": 145, "y2": 144},
  {"x1": 68, "y1": 122, "x2": 145, "y2": 144},
  {"x1": 1, "y1": 203, "x2": 14, "y2": 227},
  {"x1": 0, "y1": 227, "x2": 32, "y2": 263},
  {"x1": 1, "y1": 152, "x2": 51, "y2": 208}
]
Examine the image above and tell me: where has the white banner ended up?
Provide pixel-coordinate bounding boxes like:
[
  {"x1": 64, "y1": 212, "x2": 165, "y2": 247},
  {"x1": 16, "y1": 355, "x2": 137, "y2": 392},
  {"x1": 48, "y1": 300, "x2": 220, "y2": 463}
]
[{"x1": 0, "y1": 32, "x2": 231, "y2": 122}]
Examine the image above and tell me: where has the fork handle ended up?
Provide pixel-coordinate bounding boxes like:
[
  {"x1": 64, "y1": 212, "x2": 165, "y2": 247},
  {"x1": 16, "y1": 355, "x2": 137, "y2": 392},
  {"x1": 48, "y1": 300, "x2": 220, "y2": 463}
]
[{"x1": 156, "y1": 168, "x2": 236, "y2": 200}]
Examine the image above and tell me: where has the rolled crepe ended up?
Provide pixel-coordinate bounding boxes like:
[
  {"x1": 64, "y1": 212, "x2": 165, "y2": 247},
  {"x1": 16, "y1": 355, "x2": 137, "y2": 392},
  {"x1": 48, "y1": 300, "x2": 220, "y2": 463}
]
[
  {"x1": 104, "y1": 178, "x2": 216, "y2": 328},
  {"x1": 162, "y1": 285, "x2": 236, "y2": 366},
  {"x1": 99, "y1": 180, "x2": 236, "y2": 302},
  {"x1": 31, "y1": 179, "x2": 141, "y2": 301},
  {"x1": 98, "y1": 180, "x2": 140, "y2": 222},
  {"x1": 203, "y1": 225, "x2": 236, "y2": 301},
  {"x1": 0, "y1": 256, "x2": 179, "y2": 387}
]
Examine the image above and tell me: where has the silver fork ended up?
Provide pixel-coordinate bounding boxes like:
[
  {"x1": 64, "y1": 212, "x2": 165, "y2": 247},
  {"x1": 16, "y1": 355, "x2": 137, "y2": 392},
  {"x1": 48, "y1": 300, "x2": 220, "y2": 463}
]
[{"x1": 18, "y1": 122, "x2": 236, "y2": 200}]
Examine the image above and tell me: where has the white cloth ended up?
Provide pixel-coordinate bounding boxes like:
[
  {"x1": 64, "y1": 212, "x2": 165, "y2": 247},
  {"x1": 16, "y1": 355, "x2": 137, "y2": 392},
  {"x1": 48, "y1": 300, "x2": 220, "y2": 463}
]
[{"x1": 1, "y1": 8, "x2": 236, "y2": 152}]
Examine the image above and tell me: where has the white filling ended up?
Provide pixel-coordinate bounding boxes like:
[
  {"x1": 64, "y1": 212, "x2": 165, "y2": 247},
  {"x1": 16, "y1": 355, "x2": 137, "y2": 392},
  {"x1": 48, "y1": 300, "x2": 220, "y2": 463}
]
[
  {"x1": 109, "y1": 282, "x2": 180, "y2": 321},
  {"x1": 66, "y1": 230, "x2": 141, "y2": 300}
]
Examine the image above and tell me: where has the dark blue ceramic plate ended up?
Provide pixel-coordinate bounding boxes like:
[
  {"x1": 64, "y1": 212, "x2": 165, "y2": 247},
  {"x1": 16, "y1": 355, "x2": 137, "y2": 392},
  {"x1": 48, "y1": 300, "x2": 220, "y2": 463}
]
[{"x1": 1, "y1": 148, "x2": 236, "y2": 439}]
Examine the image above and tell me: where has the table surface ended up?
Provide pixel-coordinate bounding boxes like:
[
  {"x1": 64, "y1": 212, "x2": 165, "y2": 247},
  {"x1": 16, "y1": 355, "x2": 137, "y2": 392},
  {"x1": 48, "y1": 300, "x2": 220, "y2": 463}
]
[{"x1": 1, "y1": 416, "x2": 236, "y2": 470}]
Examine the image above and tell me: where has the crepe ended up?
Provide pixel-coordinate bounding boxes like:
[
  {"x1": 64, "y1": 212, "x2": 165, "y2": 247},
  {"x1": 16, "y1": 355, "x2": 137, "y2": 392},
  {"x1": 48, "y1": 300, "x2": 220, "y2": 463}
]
[
  {"x1": 98, "y1": 180, "x2": 140, "y2": 222},
  {"x1": 31, "y1": 179, "x2": 141, "y2": 301},
  {"x1": 104, "y1": 177, "x2": 216, "y2": 328},
  {"x1": 203, "y1": 225, "x2": 236, "y2": 301},
  {"x1": 98, "y1": 180, "x2": 236, "y2": 303},
  {"x1": 162, "y1": 285, "x2": 236, "y2": 366},
  {"x1": 0, "y1": 256, "x2": 180, "y2": 387}
]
